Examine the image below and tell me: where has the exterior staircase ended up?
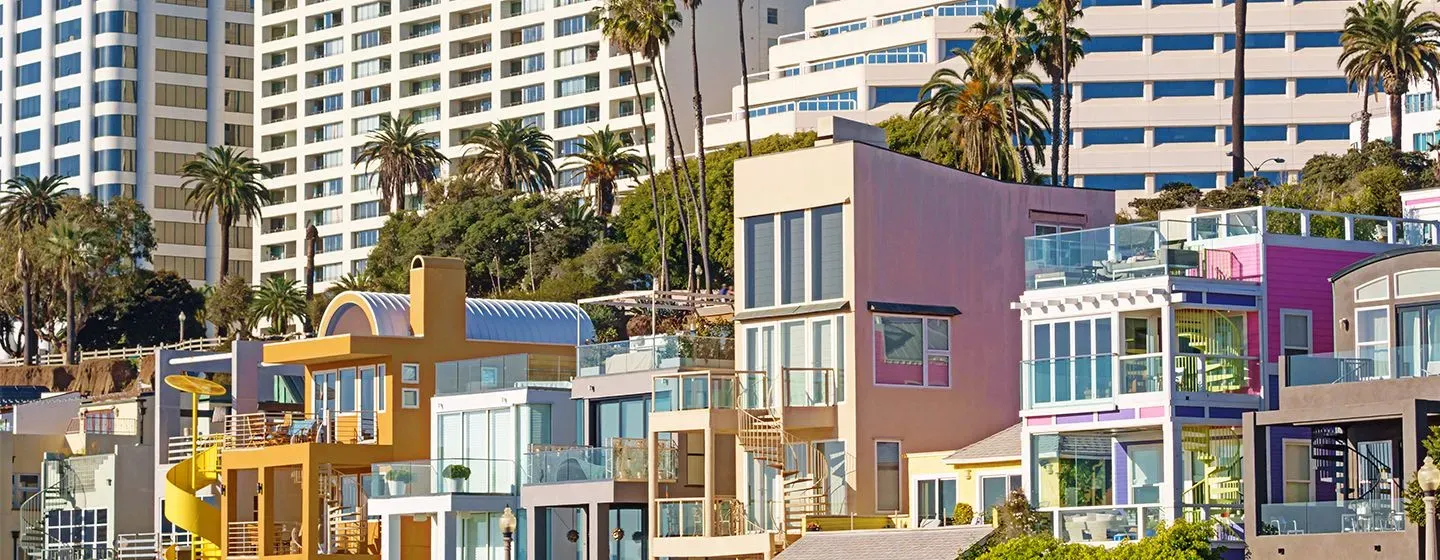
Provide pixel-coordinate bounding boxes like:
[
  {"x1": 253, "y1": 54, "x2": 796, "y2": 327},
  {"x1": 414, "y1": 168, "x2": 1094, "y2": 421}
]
[
  {"x1": 319, "y1": 464, "x2": 369, "y2": 555},
  {"x1": 1311, "y1": 426, "x2": 1349, "y2": 490},
  {"x1": 737, "y1": 409, "x2": 828, "y2": 550},
  {"x1": 18, "y1": 456, "x2": 83, "y2": 560},
  {"x1": 162, "y1": 445, "x2": 223, "y2": 560},
  {"x1": 1180, "y1": 426, "x2": 1243, "y2": 510},
  {"x1": 1175, "y1": 311, "x2": 1247, "y2": 392}
]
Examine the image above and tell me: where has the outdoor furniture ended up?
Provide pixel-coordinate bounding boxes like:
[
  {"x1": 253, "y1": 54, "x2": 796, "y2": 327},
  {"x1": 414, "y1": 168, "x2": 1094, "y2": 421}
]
[{"x1": 287, "y1": 419, "x2": 317, "y2": 443}]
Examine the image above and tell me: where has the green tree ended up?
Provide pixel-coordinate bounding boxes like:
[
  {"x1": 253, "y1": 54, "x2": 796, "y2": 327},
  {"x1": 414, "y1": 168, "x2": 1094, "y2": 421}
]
[
  {"x1": 597, "y1": 0, "x2": 669, "y2": 285},
  {"x1": 251, "y1": 276, "x2": 307, "y2": 335},
  {"x1": 1124, "y1": 183, "x2": 1203, "y2": 222},
  {"x1": 181, "y1": 146, "x2": 271, "y2": 279},
  {"x1": 208, "y1": 275, "x2": 255, "y2": 339},
  {"x1": 0, "y1": 175, "x2": 69, "y2": 364},
  {"x1": 1029, "y1": 0, "x2": 1088, "y2": 185},
  {"x1": 76, "y1": 270, "x2": 204, "y2": 349},
  {"x1": 568, "y1": 127, "x2": 643, "y2": 218},
  {"x1": 1199, "y1": 177, "x2": 1265, "y2": 209},
  {"x1": 1341, "y1": 0, "x2": 1440, "y2": 149},
  {"x1": 879, "y1": 115, "x2": 963, "y2": 169},
  {"x1": 1341, "y1": 0, "x2": 1385, "y2": 145},
  {"x1": 678, "y1": 0, "x2": 715, "y2": 290},
  {"x1": 328, "y1": 271, "x2": 383, "y2": 294},
  {"x1": 42, "y1": 220, "x2": 98, "y2": 364},
  {"x1": 461, "y1": 119, "x2": 557, "y2": 193},
  {"x1": 971, "y1": 6, "x2": 1043, "y2": 181},
  {"x1": 355, "y1": 116, "x2": 447, "y2": 212}
]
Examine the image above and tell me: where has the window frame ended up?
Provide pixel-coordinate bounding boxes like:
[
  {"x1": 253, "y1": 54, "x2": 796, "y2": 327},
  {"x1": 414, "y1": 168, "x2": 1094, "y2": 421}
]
[
  {"x1": 1279, "y1": 309, "x2": 1313, "y2": 358},
  {"x1": 1281, "y1": 439, "x2": 1314, "y2": 502},
  {"x1": 875, "y1": 440, "x2": 903, "y2": 513},
  {"x1": 401, "y1": 362, "x2": 420, "y2": 384},
  {"x1": 872, "y1": 313, "x2": 952, "y2": 388}
]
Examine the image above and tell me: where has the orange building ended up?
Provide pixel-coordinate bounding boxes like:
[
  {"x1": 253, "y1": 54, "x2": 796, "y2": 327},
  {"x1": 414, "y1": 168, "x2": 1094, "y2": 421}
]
[{"x1": 162, "y1": 256, "x2": 589, "y2": 560}]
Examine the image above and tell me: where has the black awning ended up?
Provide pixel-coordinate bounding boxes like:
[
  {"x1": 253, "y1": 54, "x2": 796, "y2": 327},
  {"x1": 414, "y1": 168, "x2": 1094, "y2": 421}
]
[{"x1": 866, "y1": 301, "x2": 962, "y2": 316}]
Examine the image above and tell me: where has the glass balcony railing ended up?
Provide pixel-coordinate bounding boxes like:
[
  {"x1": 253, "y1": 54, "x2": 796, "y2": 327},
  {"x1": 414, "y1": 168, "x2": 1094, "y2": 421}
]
[
  {"x1": 1175, "y1": 354, "x2": 1259, "y2": 395},
  {"x1": 653, "y1": 371, "x2": 737, "y2": 412},
  {"x1": 656, "y1": 497, "x2": 749, "y2": 538},
  {"x1": 435, "y1": 353, "x2": 576, "y2": 395},
  {"x1": 1026, "y1": 353, "x2": 1255, "y2": 408},
  {"x1": 367, "y1": 458, "x2": 515, "y2": 498},
  {"x1": 577, "y1": 335, "x2": 735, "y2": 377},
  {"x1": 1118, "y1": 353, "x2": 1164, "y2": 394},
  {"x1": 1025, "y1": 221, "x2": 1240, "y2": 290},
  {"x1": 1260, "y1": 499, "x2": 1405, "y2": 535},
  {"x1": 522, "y1": 438, "x2": 677, "y2": 485},
  {"x1": 1284, "y1": 346, "x2": 1440, "y2": 386},
  {"x1": 652, "y1": 368, "x2": 840, "y2": 412},
  {"x1": 1025, "y1": 355, "x2": 1115, "y2": 408}
]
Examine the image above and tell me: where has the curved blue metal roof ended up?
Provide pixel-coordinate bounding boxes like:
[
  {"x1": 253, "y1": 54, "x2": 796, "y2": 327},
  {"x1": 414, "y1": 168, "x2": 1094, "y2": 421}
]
[{"x1": 325, "y1": 292, "x2": 593, "y2": 345}]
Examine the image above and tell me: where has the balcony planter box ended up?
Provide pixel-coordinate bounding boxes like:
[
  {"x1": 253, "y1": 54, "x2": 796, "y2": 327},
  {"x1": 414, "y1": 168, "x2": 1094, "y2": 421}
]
[{"x1": 386, "y1": 469, "x2": 412, "y2": 496}]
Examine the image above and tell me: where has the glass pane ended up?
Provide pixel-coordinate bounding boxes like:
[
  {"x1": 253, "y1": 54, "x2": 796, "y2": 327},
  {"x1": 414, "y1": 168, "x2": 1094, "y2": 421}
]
[
  {"x1": 1282, "y1": 314, "x2": 1310, "y2": 348},
  {"x1": 339, "y1": 368, "x2": 356, "y2": 411},
  {"x1": 981, "y1": 477, "x2": 1007, "y2": 522},
  {"x1": 1129, "y1": 444, "x2": 1163, "y2": 504},
  {"x1": 1034, "y1": 324, "x2": 1052, "y2": 359},
  {"x1": 926, "y1": 318, "x2": 949, "y2": 351},
  {"x1": 1400, "y1": 308, "x2": 1422, "y2": 378},
  {"x1": 1357, "y1": 308, "x2": 1389, "y2": 344},
  {"x1": 918, "y1": 480, "x2": 937, "y2": 520}
]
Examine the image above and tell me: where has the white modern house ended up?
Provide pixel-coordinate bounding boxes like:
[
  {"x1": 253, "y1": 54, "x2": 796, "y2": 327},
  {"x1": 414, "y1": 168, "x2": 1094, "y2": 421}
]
[
  {"x1": 0, "y1": 0, "x2": 257, "y2": 283},
  {"x1": 702, "y1": 0, "x2": 1418, "y2": 206},
  {"x1": 251, "y1": 0, "x2": 809, "y2": 289}
]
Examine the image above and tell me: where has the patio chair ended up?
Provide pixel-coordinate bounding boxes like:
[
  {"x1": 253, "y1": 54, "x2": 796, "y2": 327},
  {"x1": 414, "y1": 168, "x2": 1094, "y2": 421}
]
[{"x1": 288, "y1": 419, "x2": 318, "y2": 443}]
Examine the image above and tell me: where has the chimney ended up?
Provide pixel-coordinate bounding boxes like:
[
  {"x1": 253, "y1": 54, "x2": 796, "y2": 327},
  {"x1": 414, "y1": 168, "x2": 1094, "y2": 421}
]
[
  {"x1": 408, "y1": 256, "x2": 467, "y2": 338},
  {"x1": 814, "y1": 116, "x2": 889, "y2": 149}
]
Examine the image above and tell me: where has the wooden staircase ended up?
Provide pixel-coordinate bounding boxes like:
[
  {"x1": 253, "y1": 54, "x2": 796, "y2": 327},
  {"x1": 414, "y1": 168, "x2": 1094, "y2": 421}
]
[
  {"x1": 319, "y1": 464, "x2": 369, "y2": 555},
  {"x1": 738, "y1": 409, "x2": 828, "y2": 550}
]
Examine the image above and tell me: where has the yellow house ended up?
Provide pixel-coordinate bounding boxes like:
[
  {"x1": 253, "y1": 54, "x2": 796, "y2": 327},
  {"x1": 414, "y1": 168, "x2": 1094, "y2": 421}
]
[
  {"x1": 162, "y1": 256, "x2": 589, "y2": 560},
  {"x1": 907, "y1": 424, "x2": 1022, "y2": 528}
]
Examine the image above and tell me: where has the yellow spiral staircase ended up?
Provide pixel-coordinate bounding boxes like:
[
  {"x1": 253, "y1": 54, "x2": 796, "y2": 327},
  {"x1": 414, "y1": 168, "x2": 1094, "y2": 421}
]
[
  {"x1": 1175, "y1": 310, "x2": 1248, "y2": 393},
  {"x1": 1180, "y1": 427, "x2": 1243, "y2": 511},
  {"x1": 163, "y1": 445, "x2": 223, "y2": 560}
]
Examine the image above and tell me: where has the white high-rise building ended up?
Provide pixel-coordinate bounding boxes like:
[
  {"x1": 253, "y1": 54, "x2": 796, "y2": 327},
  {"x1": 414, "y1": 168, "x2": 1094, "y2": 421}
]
[
  {"x1": 1357, "y1": 87, "x2": 1438, "y2": 153},
  {"x1": 703, "y1": 0, "x2": 1402, "y2": 205},
  {"x1": 252, "y1": 0, "x2": 807, "y2": 288},
  {"x1": 0, "y1": 0, "x2": 256, "y2": 283}
]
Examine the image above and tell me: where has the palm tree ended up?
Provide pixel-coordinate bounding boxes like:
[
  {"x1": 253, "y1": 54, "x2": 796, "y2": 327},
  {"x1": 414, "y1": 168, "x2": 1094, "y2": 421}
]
[
  {"x1": 43, "y1": 220, "x2": 96, "y2": 365},
  {"x1": 0, "y1": 175, "x2": 69, "y2": 365},
  {"x1": 912, "y1": 62, "x2": 1049, "y2": 182},
  {"x1": 1232, "y1": 0, "x2": 1248, "y2": 179},
  {"x1": 461, "y1": 120, "x2": 558, "y2": 193},
  {"x1": 679, "y1": 0, "x2": 714, "y2": 289},
  {"x1": 971, "y1": 7, "x2": 1042, "y2": 182},
  {"x1": 251, "y1": 276, "x2": 306, "y2": 335},
  {"x1": 597, "y1": 0, "x2": 677, "y2": 288},
  {"x1": 737, "y1": 0, "x2": 754, "y2": 156},
  {"x1": 328, "y1": 271, "x2": 382, "y2": 294},
  {"x1": 569, "y1": 127, "x2": 644, "y2": 219},
  {"x1": 1030, "y1": 0, "x2": 1087, "y2": 186},
  {"x1": 355, "y1": 116, "x2": 448, "y2": 212},
  {"x1": 181, "y1": 146, "x2": 271, "y2": 279},
  {"x1": 1341, "y1": 0, "x2": 1440, "y2": 149}
]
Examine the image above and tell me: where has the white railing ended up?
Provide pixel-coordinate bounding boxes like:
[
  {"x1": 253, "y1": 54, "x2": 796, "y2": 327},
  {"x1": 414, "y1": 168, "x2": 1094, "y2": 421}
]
[
  {"x1": 224, "y1": 411, "x2": 377, "y2": 450},
  {"x1": 0, "y1": 336, "x2": 228, "y2": 366},
  {"x1": 1190, "y1": 206, "x2": 1440, "y2": 246},
  {"x1": 168, "y1": 433, "x2": 226, "y2": 463}
]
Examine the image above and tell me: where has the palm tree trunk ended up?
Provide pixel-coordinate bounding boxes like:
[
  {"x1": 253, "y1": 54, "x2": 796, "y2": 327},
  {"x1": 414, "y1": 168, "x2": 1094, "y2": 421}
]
[
  {"x1": 1059, "y1": 3, "x2": 1071, "y2": 186},
  {"x1": 1390, "y1": 92, "x2": 1404, "y2": 150},
  {"x1": 737, "y1": 0, "x2": 753, "y2": 157},
  {"x1": 1049, "y1": 72, "x2": 1062, "y2": 184},
  {"x1": 1006, "y1": 85, "x2": 1033, "y2": 183},
  {"x1": 1231, "y1": 0, "x2": 1248, "y2": 181},
  {"x1": 65, "y1": 277, "x2": 75, "y2": 365},
  {"x1": 628, "y1": 53, "x2": 669, "y2": 289},
  {"x1": 1359, "y1": 88, "x2": 1371, "y2": 146},
  {"x1": 688, "y1": 5, "x2": 713, "y2": 291},
  {"x1": 304, "y1": 223, "x2": 317, "y2": 335},
  {"x1": 219, "y1": 217, "x2": 232, "y2": 279},
  {"x1": 654, "y1": 61, "x2": 696, "y2": 290},
  {"x1": 21, "y1": 260, "x2": 34, "y2": 365}
]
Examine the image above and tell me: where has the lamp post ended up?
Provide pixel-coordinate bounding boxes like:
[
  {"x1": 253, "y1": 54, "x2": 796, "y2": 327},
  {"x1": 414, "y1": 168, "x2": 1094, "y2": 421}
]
[
  {"x1": 1225, "y1": 151, "x2": 1285, "y2": 179},
  {"x1": 500, "y1": 506, "x2": 517, "y2": 560},
  {"x1": 1419, "y1": 457, "x2": 1440, "y2": 560},
  {"x1": 178, "y1": 311, "x2": 186, "y2": 342}
]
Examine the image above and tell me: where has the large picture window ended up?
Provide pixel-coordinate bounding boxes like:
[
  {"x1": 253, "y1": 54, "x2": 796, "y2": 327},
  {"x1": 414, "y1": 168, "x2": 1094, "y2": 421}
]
[
  {"x1": 1029, "y1": 317, "x2": 1113, "y2": 405},
  {"x1": 874, "y1": 315, "x2": 950, "y2": 387}
]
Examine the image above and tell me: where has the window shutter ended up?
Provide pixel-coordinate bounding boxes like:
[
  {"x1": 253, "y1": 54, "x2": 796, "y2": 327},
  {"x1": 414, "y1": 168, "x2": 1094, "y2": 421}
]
[
  {"x1": 745, "y1": 216, "x2": 775, "y2": 308},
  {"x1": 781, "y1": 212, "x2": 805, "y2": 304},
  {"x1": 812, "y1": 205, "x2": 843, "y2": 300}
]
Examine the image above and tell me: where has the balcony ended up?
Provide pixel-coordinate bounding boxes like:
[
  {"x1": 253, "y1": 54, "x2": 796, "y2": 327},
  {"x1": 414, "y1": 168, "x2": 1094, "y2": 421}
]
[
  {"x1": 401, "y1": 0, "x2": 437, "y2": 10},
  {"x1": 66, "y1": 415, "x2": 138, "y2": 435},
  {"x1": 657, "y1": 497, "x2": 752, "y2": 537},
  {"x1": 222, "y1": 411, "x2": 377, "y2": 449},
  {"x1": 435, "y1": 353, "x2": 576, "y2": 396},
  {"x1": 1284, "y1": 346, "x2": 1440, "y2": 386},
  {"x1": 578, "y1": 335, "x2": 734, "y2": 377},
  {"x1": 366, "y1": 458, "x2": 516, "y2": 497},
  {"x1": 1261, "y1": 499, "x2": 1404, "y2": 535},
  {"x1": 1025, "y1": 352, "x2": 1257, "y2": 409},
  {"x1": 522, "y1": 438, "x2": 677, "y2": 485}
]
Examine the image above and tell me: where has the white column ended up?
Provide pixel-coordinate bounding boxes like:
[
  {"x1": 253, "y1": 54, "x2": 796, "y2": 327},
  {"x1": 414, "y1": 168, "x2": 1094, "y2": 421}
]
[
  {"x1": 380, "y1": 515, "x2": 402, "y2": 560},
  {"x1": 431, "y1": 512, "x2": 458, "y2": 560},
  {"x1": 1164, "y1": 419, "x2": 1183, "y2": 523}
]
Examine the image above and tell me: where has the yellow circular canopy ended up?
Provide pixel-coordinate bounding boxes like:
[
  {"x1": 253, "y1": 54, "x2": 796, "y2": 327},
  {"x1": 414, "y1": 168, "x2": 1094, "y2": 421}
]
[{"x1": 163, "y1": 375, "x2": 227, "y2": 396}]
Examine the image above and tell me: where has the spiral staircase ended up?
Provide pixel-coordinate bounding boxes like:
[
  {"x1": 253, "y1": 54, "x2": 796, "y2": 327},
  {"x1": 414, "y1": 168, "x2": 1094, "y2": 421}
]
[
  {"x1": 17, "y1": 457, "x2": 83, "y2": 560},
  {"x1": 1181, "y1": 426, "x2": 1243, "y2": 508},
  {"x1": 162, "y1": 445, "x2": 223, "y2": 560},
  {"x1": 737, "y1": 409, "x2": 834, "y2": 552}
]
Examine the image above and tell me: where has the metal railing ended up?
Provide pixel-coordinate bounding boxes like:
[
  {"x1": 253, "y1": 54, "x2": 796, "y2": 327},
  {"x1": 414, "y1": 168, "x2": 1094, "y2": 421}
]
[
  {"x1": 1193, "y1": 206, "x2": 1438, "y2": 246},
  {"x1": 65, "y1": 416, "x2": 139, "y2": 435},
  {"x1": 367, "y1": 458, "x2": 516, "y2": 497},
  {"x1": 578, "y1": 335, "x2": 735, "y2": 377},
  {"x1": 1118, "y1": 353, "x2": 1164, "y2": 394},
  {"x1": 1174, "y1": 355, "x2": 1259, "y2": 395},
  {"x1": 0, "y1": 336, "x2": 227, "y2": 366},
  {"x1": 223, "y1": 411, "x2": 377, "y2": 449},
  {"x1": 657, "y1": 496, "x2": 753, "y2": 538},
  {"x1": 227, "y1": 521, "x2": 260, "y2": 557},
  {"x1": 522, "y1": 438, "x2": 678, "y2": 485},
  {"x1": 168, "y1": 433, "x2": 226, "y2": 463},
  {"x1": 1261, "y1": 498, "x2": 1403, "y2": 535},
  {"x1": 435, "y1": 353, "x2": 576, "y2": 395}
]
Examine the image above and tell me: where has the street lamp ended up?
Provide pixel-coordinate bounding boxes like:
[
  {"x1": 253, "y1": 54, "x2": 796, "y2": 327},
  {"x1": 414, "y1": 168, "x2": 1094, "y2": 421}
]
[
  {"x1": 1419, "y1": 457, "x2": 1440, "y2": 560},
  {"x1": 500, "y1": 506, "x2": 517, "y2": 560},
  {"x1": 1226, "y1": 151, "x2": 1286, "y2": 178},
  {"x1": 178, "y1": 311, "x2": 187, "y2": 342}
]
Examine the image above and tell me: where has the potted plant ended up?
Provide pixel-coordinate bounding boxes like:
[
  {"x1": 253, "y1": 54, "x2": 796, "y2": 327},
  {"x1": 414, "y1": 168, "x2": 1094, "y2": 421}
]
[
  {"x1": 386, "y1": 468, "x2": 413, "y2": 496},
  {"x1": 442, "y1": 464, "x2": 471, "y2": 492}
]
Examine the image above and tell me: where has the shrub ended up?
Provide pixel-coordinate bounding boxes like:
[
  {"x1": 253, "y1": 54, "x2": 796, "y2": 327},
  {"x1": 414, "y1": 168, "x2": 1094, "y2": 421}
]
[
  {"x1": 953, "y1": 502, "x2": 977, "y2": 525},
  {"x1": 442, "y1": 464, "x2": 472, "y2": 479},
  {"x1": 385, "y1": 469, "x2": 413, "y2": 483}
]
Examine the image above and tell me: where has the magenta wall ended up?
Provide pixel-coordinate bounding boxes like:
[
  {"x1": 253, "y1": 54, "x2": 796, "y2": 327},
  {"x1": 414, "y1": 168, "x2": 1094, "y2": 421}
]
[{"x1": 1262, "y1": 245, "x2": 1377, "y2": 362}]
